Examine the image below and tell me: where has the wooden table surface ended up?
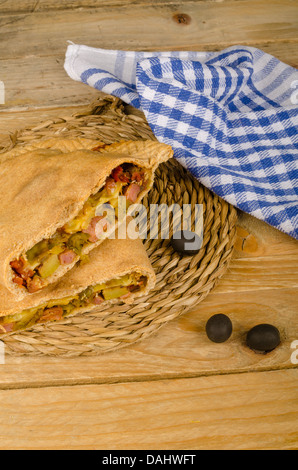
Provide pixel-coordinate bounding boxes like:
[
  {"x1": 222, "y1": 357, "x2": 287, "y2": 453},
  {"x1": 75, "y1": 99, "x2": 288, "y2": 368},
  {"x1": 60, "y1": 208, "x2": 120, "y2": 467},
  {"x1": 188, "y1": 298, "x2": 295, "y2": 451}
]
[{"x1": 0, "y1": 0, "x2": 297, "y2": 451}]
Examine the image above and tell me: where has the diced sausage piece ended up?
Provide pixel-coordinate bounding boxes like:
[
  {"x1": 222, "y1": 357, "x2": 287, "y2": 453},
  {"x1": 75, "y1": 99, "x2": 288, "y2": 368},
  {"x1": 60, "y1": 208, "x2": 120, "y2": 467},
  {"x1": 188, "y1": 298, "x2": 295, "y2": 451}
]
[
  {"x1": 12, "y1": 275, "x2": 25, "y2": 287},
  {"x1": 112, "y1": 166, "x2": 130, "y2": 183},
  {"x1": 27, "y1": 275, "x2": 47, "y2": 293},
  {"x1": 38, "y1": 307, "x2": 64, "y2": 323},
  {"x1": 83, "y1": 216, "x2": 108, "y2": 243},
  {"x1": 59, "y1": 249, "x2": 76, "y2": 266},
  {"x1": 10, "y1": 259, "x2": 25, "y2": 274},
  {"x1": 105, "y1": 177, "x2": 117, "y2": 195},
  {"x1": 123, "y1": 183, "x2": 141, "y2": 203},
  {"x1": 131, "y1": 171, "x2": 143, "y2": 183},
  {"x1": 111, "y1": 166, "x2": 123, "y2": 182},
  {"x1": 10, "y1": 258, "x2": 34, "y2": 281},
  {"x1": 0, "y1": 323, "x2": 14, "y2": 333},
  {"x1": 93, "y1": 294, "x2": 104, "y2": 305}
]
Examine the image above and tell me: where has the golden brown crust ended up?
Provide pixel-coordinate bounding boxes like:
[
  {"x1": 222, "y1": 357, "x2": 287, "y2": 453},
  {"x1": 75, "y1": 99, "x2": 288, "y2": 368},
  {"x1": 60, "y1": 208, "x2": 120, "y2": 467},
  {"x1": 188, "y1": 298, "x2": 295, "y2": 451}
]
[{"x1": 0, "y1": 139, "x2": 172, "y2": 298}]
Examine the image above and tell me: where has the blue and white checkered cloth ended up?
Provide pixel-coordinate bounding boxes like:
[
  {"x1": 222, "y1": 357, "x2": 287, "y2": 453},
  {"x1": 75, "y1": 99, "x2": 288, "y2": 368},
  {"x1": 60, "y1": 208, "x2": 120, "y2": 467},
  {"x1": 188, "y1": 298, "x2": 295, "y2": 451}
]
[{"x1": 64, "y1": 44, "x2": 298, "y2": 238}]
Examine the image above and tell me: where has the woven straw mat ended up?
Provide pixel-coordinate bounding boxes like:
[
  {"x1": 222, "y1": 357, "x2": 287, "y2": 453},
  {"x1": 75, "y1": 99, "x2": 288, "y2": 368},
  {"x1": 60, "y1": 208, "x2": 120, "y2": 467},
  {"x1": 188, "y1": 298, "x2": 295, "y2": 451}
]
[{"x1": 0, "y1": 95, "x2": 238, "y2": 357}]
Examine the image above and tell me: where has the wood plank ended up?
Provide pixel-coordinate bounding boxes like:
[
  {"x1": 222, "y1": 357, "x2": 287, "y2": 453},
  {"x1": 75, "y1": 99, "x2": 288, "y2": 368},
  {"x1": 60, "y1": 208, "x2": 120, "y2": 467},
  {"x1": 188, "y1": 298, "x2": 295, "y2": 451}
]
[
  {"x1": 0, "y1": 369, "x2": 296, "y2": 449},
  {"x1": 1, "y1": 43, "x2": 297, "y2": 112},
  {"x1": 0, "y1": 2, "x2": 297, "y2": 111},
  {"x1": 0, "y1": 0, "x2": 252, "y2": 15},
  {"x1": 0, "y1": 1, "x2": 296, "y2": 451},
  {"x1": 0, "y1": 1, "x2": 297, "y2": 61},
  {"x1": 0, "y1": 54, "x2": 100, "y2": 112},
  {"x1": 0, "y1": 287, "x2": 297, "y2": 389},
  {"x1": 0, "y1": 2, "x2": 297, "y2": 110},
  {"x1": 0, "y1": 45, "x2": 296, "y2": 113},
  {"x1": 216, "y1": 212, "x2": 298, "y2": 293}
]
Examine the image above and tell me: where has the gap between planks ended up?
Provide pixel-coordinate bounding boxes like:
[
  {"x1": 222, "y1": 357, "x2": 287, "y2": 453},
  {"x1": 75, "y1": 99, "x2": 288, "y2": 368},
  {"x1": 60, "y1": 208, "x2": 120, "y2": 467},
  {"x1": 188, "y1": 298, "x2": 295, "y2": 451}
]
[{"x1": 0, "y1": 363, "x2": 296, "y2": 392}]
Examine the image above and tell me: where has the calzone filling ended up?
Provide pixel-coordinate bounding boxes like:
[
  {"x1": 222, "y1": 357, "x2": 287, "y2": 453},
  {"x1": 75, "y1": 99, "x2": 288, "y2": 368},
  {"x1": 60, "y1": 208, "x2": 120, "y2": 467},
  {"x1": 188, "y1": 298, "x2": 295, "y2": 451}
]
[
  {"x1": 10, "y1": 164, "x2": 149, "y2": 293},
  {"x1": 0, "y1": 273, "x2": 147, "y2": 334}
]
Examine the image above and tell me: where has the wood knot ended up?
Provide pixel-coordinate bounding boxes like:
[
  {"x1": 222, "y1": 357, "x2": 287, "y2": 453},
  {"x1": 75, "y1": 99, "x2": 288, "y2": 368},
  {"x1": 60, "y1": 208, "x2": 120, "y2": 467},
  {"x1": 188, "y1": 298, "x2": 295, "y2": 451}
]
[
  {"x1": 235, "y1": 226, "x2": 258, "y2": 253},
  {"x1": 173, "y1": 13, "x2": 191, "y2": 25}
]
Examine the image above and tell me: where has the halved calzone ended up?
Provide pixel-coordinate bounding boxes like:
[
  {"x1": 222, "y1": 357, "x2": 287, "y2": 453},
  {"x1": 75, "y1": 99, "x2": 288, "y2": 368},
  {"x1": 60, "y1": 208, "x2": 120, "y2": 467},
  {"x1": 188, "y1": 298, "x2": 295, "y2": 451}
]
[{"x1": 0, "y1": 139, "x2": 172, "y2": 298}]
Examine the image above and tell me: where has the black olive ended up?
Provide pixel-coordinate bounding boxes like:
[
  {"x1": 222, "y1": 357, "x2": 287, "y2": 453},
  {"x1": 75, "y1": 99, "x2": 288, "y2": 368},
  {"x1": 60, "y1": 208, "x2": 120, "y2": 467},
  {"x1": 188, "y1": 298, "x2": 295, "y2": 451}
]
[
  {"x1": 246, "y1": 324, "x2": 280, "y2": 353},
  {"x1": 205, "y1": 314, "x2": 233, "y2": 343},
  {"x1": 170, "y1": 230, "x2": 202, "y2": 256}
]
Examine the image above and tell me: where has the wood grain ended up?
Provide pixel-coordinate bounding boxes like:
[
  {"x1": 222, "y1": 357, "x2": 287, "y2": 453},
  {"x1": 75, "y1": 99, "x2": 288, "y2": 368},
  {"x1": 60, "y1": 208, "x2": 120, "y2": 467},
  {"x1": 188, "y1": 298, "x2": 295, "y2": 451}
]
[
  {"x1": 0, "y1": 0, "x2": 297, "y2": 451},
  {"x1": 216, "y1": 212, "x2": 298, "y2": 293},
  {"x1": 0, "y1": 43, "x2": 297, "y2": 112},
  {"x1": 0, "y1": 0, "x2": 297, "y2": 110},
  {"x1": 0, "y1": 369, "x2": 296, "y2": 450},
  {"x1": 0, "y1": 0, "x2": 274, "y2": 15},
  {"x1": 1, "y1": 1, "x2": 297, "y2": 59},
  {"x1": 0, "y1": 0, "x2": 212, "y2": 14},
  {"x1": 0, "y1": 56, "x2": 100, "y2": 112}
]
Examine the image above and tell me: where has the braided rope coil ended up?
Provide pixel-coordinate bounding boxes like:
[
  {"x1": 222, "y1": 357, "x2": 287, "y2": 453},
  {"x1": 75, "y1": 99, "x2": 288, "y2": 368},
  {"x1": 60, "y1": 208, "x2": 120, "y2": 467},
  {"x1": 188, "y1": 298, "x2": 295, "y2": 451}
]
[{"x1": 1, "y1": 96, "x2": 237, "y2": 356}]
